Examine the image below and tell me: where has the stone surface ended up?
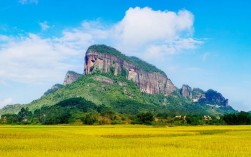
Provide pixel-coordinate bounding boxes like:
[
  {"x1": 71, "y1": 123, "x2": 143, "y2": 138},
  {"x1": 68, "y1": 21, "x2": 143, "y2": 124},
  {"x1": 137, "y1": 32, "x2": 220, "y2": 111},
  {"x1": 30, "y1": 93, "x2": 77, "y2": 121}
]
[
  {"x1": 192, "y1": 88, "x2": 206, "y2": 102},
  {"x1": 94, "y1": 76, "x2": 114, "y2": 85},
  {"x1": 180, "y1": 85, "x2": 193, "y2": 99},
  {"x1": 63, "y1": 71, "x2": 82, "y2": 86},
  {"x1": 84, "y1": 46, "x2": 176, "y2": 95},
  {"x1": 203, "y1": 89, "x2": 229, "y2": 107},
  {"x1": 180, "y1": 86, "x2": 228, "y2": 106},
  {"x1": 190, "y1": 88, "x2": 228, "y2": 107}
]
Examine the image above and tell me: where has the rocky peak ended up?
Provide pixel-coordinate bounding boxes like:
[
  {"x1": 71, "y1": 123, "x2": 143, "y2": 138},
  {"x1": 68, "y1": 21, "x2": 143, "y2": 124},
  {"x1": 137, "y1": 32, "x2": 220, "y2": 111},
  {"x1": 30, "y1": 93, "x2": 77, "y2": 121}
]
[
  {"x1": 84, "y1": 45, "x2": 176, "y2": 95},
  {"x1": 192, "y1": 88, "x2": 206, "y2": 102},
  {"x1": 63, "y1": 71, "x2": 82, "y2": 86},
  {"x1": 180, "y1": 85, "x2": 193, "y2": 99},
  {"x1": 204, "y1": 89, "x2": 229, "y2": 107},
  {"x1": 43, "y1": 84, "x2": 64, "y2": 97},
  {"x1": 180, "y1": 86, "x2": 228, "y2": 107}
]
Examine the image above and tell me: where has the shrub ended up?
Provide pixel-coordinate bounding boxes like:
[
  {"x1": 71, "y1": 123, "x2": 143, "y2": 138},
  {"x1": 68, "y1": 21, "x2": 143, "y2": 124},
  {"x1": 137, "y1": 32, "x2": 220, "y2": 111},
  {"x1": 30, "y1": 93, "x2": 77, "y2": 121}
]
[{"x1": 135, "y1": 112, "x2": 154, "y2": 125}]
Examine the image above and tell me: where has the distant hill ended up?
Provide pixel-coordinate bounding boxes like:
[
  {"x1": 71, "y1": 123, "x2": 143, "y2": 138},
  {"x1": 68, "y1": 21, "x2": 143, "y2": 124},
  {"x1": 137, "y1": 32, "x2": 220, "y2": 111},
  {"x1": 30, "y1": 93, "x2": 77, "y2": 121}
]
[{"x1": 0, "y1": 45, "x2": 236, "y2": 116}]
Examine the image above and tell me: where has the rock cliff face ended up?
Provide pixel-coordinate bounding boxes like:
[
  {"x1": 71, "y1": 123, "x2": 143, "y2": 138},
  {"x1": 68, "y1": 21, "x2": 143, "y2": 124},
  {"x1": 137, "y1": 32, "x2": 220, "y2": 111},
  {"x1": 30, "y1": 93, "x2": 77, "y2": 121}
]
[
  {"x1": 63, "y1": 71, "x2": 82, "y2": 86},
  {"x1": 84, "y1": 45, "x2": 176, "y2": 95},
  {"x1": 192, "y1": 88, "x2": 206, "y2": 102},
  {"x1": 83, "y1": 45, "x2": 229, "y2": 106},
  {"x1": 180, "y1": 85, "x2": 193, "y2": 99},
  {"x1": 203, "y1": 89, "x2": 229, "y2": 107},
  {"x1": 180, "y1": 85, "x2": 228, "y2": 107}
]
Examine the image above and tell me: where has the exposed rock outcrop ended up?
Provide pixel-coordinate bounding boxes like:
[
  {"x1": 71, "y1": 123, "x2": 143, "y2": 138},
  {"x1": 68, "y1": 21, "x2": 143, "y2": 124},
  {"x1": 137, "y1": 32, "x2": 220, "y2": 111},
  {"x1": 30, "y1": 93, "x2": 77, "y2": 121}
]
[
  {"x1": 63, "y1": 71, "x2": 82, "y2": 86},
  {"x1": 203, "y1": 89, "x2": 229, "y2": 107},
  {"x1": 93, "y1": 75, "x2": 114, "y2": 85},
  {"x1": 192, "y1": 88, "x2": 205, "y2": 102},
  {"x1": 84, "y1": 45, "x2": 176, "y2": 95},
  {"x1": 180, "y1": 86, "x2": 228, "y2": 107},
  {"x1": 180, "y1": 85, "x2": 193, "y2": 99}
]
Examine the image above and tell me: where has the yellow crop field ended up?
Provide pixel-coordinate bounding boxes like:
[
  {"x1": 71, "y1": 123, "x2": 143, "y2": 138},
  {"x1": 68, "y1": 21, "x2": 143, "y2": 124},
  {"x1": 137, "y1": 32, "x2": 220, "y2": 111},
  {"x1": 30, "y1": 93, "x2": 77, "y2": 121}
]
[{"x1": 0, "y1": 125, "x2": 250, "y2": 157}]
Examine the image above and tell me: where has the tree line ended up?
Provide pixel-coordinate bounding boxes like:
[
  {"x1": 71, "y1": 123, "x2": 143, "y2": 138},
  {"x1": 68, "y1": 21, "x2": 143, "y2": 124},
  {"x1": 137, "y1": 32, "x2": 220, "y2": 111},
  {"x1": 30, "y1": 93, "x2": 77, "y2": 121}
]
[{"x1": 0, "y1": 98, "x2": 250, "y2": 125}]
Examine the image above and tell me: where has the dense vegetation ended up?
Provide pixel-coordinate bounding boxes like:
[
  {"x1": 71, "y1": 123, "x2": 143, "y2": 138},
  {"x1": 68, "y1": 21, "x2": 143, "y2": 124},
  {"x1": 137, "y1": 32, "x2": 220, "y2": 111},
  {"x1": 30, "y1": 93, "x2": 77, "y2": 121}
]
[
  {"x1": 0, "y1": 44, "x2": 237, "y2": 119},
  {"x1": 2, "y1": 72, "x2": 229, "y2": 116},
  {"x1": 1, "y1": 98, "x2": 154, "y2": 125},
  {"x1": 1, "y1": 97, "x2": 249, "y2": 125},
  {"x1": 223, "y1": 111, "x2": 251, "y2": 125},
  {"x1": 43, "y1": 84, "x2": 64, "y2": 97},
  {"x1": 88, "y1": 45, "x2": 166, "y2": 75}
]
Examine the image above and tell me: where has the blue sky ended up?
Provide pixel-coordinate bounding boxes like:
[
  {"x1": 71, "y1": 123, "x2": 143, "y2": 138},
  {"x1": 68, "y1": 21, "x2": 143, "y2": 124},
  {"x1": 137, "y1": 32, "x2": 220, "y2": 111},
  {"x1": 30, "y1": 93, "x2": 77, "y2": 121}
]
[{"x1": 0, "y1": 0, "x2": 251, "y2": 111}]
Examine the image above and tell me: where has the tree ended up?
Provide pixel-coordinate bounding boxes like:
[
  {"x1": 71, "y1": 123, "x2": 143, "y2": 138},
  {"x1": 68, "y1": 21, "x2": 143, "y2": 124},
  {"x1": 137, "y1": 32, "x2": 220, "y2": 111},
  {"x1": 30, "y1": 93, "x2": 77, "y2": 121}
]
[
  {"x1": 1, "y1": 114, "x2": 18, "y2": 124},
  {"x1": 81, "y1": 113, "x2": 97, "y2": 125},
  {"x1": 17, "y1": 107, "x2": 32, "y2": 124},
  {"x1": 136, "y1": 112, "x2": 154, "y2": 125},
  {"x1": 223, "y1": 111, "x2": 251, "y2": 125}
]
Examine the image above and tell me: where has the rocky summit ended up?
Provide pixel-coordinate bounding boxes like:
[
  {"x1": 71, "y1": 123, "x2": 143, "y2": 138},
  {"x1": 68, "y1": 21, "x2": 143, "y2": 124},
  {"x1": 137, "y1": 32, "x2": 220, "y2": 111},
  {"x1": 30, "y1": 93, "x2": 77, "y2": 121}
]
[
  {"x1": 84, "y1": 45, "x2": 176, "y2": 95},
  {"x1": 63, "y1": 71, "x2": 83, "y2": 86},
  {"x1": 0, "y1": 44, "x2": 235, "y2": 116},
  {"x1": 84, "y1": 45, "x2": 229, "y2": 108}
]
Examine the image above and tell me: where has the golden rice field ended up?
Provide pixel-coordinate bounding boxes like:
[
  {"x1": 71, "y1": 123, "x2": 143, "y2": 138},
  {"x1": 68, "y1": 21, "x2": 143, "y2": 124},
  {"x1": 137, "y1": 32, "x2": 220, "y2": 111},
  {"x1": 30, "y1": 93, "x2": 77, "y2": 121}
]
[{"x1": 0, "y1": 125, "x2": 250, "y2": 157}]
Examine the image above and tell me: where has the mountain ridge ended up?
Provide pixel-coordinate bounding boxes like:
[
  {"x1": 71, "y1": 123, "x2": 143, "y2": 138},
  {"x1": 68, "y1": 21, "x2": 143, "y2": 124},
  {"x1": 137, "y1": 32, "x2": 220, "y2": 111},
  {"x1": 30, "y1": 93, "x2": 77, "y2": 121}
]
[
  {"x1": 85, "y1": 45, "x2": 176, "y2": 95},
  {"x1": 0, "y1": 44, "x2": 236, "y2": 116}
]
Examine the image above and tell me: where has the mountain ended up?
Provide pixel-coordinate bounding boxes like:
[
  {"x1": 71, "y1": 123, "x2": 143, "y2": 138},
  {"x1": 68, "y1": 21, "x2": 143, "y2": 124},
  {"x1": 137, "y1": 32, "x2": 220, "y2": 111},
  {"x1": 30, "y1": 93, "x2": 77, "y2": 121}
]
[
  {"x1": 63, "y1": 71, "x2": 83, "y2": 85},
  {"x1": 84, "y1": 45, "x2": 176, "y2": 95},
  {"x1": 0, "y1": 45, "x2": 236, "y2": 116},
  {"x1": 179, "y1": 85, "x2": 229, "y2": 107},
  {"x1": 42, "y1": 84, "x2": 64, "y2": 97}
]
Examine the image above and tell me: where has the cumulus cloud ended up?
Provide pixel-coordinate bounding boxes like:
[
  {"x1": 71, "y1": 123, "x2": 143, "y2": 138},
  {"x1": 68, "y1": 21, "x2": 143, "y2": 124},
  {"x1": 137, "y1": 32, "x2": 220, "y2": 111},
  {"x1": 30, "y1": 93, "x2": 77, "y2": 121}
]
[
  {"x1": 19, "y1": 0, "x2": 39, "y2": 5},
  {"x1": 57, "y1": 7, "x2": 201, "y2": 58},
  {"x1": 39, "y1": 21, "x2": 50, "y2": 31},
  {"x1": 0, "y1": 98, "x2": 13, "y2": 109},
  {"x1": 114, "y1": 7, "x2": 194, "y2": 47},
  {"x1": 0, "y1": 7, "x2": 201, "y2": 84},
  {"x1": 0, "y1": 34, "x2": 83, "y2": 84},
  {"x1": 111, "y1": 7, "x2": 202, "y2": 58}
]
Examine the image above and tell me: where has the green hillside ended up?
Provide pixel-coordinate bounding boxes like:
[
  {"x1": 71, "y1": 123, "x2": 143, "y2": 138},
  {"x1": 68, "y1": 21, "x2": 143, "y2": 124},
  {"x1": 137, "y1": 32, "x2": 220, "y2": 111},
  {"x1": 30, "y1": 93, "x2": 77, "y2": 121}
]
[
  {"x1": 0, "y1": 72, "x2": 232, "y2": 117},
  {"x1": 0, "y1": 44, "x2": 237, "y2": 119}
]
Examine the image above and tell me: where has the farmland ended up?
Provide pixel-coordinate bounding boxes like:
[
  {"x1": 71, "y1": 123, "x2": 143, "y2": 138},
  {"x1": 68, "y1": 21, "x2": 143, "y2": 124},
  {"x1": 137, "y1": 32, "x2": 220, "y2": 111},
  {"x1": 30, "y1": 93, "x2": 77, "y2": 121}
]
[{"x1": 0, "y1": 125, "x2": 250, "y2": 157}]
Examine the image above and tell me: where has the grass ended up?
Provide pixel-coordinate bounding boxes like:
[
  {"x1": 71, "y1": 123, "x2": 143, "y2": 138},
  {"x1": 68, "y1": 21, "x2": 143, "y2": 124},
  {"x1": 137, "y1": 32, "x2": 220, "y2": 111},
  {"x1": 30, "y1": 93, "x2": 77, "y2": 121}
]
[{"x1": 0, "y1": 125, "x2": 250, "y2": 157}]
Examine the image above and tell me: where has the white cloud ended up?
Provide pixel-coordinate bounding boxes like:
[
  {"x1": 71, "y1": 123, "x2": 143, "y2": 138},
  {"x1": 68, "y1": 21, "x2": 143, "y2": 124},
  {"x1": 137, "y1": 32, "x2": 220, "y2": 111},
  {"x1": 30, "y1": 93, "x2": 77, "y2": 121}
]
[
  {"x1": 142, "y1": 38, "x2": 202, "y2": 59},
  {"x1": 112, "y1": 7, "x2": 201, "y2": 58},
  {"x1": 0, "y1": 33, "x2": 83, "y2": 84},
  {"x1": 39, "y1": 21, "x2": 50, "y2": 31},
  {"x1": 0, "y1": 98, "x2": 13, "y2": 109},
  {"x1": 19, "y1": 0, "x2": 38, "y2": 5},
  {"x1": 0, "y1": 35, "x2": 12, "y2": 42},
  {"x1": 0, "y1": 7, "x2": 201, "y2": 85},
  {"x1": 114, "y1": 7, "x2": 193, "y2": 47},
  {"x1": 56, "y1": 7, "x2": 201, "y2": 59}
]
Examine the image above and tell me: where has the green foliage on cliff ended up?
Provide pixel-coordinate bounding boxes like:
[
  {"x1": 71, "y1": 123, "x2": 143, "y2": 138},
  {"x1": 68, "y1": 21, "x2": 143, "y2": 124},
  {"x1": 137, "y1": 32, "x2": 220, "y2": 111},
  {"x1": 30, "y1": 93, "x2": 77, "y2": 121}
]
[
  {"x1": 88, "y1": 45, "x2": 166, "y2": 75},
  {"x1": 0, "y1": 104, "x2": 23, "y2": 116},
  {"x1": 129, "y1": 56, "x2": 166, "y2": 76},
  {"x1": 1, "y1": 97, "x2": 243, "y2": 125},
  {"x1": 43, "y1": 84, "x2": 64, "y2": 97},
  {"x1": 0, "y1": 72, "x2": 230, "y2": 118}
]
